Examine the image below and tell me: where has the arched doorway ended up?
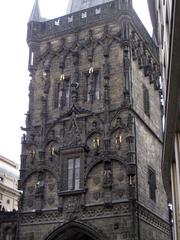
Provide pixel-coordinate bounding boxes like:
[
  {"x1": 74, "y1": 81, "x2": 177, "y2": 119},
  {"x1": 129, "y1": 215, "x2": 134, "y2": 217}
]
[{"x1": 45, "y1": 221, "x2": 106, "y2": 240}]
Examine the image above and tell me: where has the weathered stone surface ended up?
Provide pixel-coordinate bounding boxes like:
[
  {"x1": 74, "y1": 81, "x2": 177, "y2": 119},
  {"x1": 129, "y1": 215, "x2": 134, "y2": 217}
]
[{"x1": 16, "y1": 0, "x2": 171, "y2": 239}]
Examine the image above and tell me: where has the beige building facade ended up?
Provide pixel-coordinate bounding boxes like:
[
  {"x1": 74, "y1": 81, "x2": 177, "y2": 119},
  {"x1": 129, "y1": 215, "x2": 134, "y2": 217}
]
[
  {"x1": 0, "y1": 155, "x2": 19, "y2": 211},
  {"x1": 148, "y1": 0, "x2": 180, "y2": 239}
]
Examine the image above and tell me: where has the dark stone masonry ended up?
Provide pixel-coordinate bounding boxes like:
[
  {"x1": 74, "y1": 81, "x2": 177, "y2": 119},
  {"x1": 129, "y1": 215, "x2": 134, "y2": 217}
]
[{"x1": 0, "y1": 0, "x2": 171, "y2": 239}]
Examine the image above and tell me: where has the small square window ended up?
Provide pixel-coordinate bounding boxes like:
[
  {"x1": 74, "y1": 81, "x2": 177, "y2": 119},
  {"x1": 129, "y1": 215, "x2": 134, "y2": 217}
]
[
  {"x1": 68, "y1": 16, "x2": 73, "y2": 23},
  {"x1": 81, "y1": 12, "x2": 87, "y2": 18},
  {"x1": 95, "y1": 8, "x2": 101, "y2": 15},
  {"x1": 55, "y1": 19, "x2": 60, "y2": 26}
]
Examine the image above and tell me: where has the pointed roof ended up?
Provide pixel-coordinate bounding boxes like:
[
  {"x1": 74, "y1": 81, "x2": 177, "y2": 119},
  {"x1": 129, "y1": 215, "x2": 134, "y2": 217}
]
[
  {"x1": 29, "y1": 0, "x2": 41, "y2": 22},
  {"x1": 67, "y1": 0, "x2": 113, "y2": 14}
]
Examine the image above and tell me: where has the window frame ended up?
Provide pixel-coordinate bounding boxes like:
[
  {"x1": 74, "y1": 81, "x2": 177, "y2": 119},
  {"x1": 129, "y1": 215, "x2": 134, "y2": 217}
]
[
  {"x1": 54, "y1": 77, "x2": 71, "y2": 109},
  {"x1": 143, "y1": 85, "x2": 150, "y2": 117},
  {"x1": 84, "y1": 69, "x2": 100, "y2": 102},
  {"x1": 148, "y1": 167, "x2": 157, "y2": 202},
  {"x1": 67, "y1": 158, "x2": 81, "y2": 191}
]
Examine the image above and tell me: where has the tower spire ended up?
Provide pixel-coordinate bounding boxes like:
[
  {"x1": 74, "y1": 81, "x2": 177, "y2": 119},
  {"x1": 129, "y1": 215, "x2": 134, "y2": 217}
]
[{"x1": 29, "y1": 0, "x2": 41, "y2": 22}]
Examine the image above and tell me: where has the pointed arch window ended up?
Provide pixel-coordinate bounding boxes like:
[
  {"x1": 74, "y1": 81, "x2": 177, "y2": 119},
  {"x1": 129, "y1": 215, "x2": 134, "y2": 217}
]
[{"x1": 143, "y1": 85, "x2": 150, "y2": 117}]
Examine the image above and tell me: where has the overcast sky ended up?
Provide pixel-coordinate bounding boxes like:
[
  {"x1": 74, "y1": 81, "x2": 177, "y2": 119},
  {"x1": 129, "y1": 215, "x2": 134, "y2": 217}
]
[{"x1": 0, "y1": 0, "x2": 152, "y2": 164}]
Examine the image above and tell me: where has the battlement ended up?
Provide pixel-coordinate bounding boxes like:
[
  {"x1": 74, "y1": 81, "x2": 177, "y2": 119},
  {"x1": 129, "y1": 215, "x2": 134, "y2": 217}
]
[{"x1": 27, "y1": 0, "x2": 132, "y2": 42}]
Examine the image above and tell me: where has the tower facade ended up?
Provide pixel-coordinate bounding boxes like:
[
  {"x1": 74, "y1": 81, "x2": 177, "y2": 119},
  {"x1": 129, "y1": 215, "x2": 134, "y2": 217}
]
[{"x1": 18, "y1": 0, "x2": 171, "y2": 239}]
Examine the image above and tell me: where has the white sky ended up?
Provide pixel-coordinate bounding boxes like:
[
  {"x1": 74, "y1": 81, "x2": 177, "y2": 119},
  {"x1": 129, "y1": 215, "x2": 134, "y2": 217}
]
[{"x1": 0, "y1": 0, "x2": 152, "y2": 164}]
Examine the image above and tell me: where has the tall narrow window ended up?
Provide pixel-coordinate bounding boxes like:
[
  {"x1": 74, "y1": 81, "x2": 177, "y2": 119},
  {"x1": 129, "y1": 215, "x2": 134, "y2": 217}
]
[
  {"x1": 30, "y1": 51, "x2": 34, "y2": 66},
  {"x1": 94, "y1": 71, "x2": 100, "y2": 100},
  {"x1": 29, "y1": 50, "x2": 34, "y2": 67},
  {"x1": 143, "y1": 86, "x2": 150, "y2": 117},
  {"x1": 64, "y1": 79, "x2": 70, "y2": 107},
  {"x1": 68, "y1": 159, "x2": 74, "y2": 190},
  {"x1": 75, "y1": 158, "x2": 80, "y2": 190},
  {"x1": 148, "y1": 167, "x2": 156, "y2": 201},
  {"x1": 86, "y1": 74, "x2": 91, "y2": 102},
  {"x1": 54, "y1": 82, "x2": 62, "y2": 109},
  {"x1": 68, "y1": 158, "x2": 80, "y2": 190},
  {"x1": 85, "y1": 70, "x2": 100, "y2": 102}
]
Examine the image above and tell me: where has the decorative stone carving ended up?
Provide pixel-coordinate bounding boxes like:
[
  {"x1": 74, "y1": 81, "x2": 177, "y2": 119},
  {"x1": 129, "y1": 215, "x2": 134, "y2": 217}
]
[
  {"x1": 103, "y1": 168, "x2": 112, "y2": 187},
  {"x1": 35, "y1": 172, "x2": 45, "y2": 197},
  {"x1": 63, "y1": 114, "x2": 83, "y2": 147}
]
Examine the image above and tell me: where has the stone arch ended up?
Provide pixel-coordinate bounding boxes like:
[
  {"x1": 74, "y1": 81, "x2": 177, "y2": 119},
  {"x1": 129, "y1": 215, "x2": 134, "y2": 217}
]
[
  {"x1": 85, "y1": 159, "x2": 128, "y2": 204},
  {"x1": 23, "y1": 167, "x2": 58, "y2": 186},
  {"x1": 45, "y1": 221, "x2": 106, "y2": 240},
  {"x1": 22, "y1": 170, "x2": 59, "y2": 211}
]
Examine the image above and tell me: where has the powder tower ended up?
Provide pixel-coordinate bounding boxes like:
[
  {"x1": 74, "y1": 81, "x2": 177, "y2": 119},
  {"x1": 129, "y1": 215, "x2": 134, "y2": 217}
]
[{"x1": 18, "y1": 0, "x2": 171, "y2": 239}]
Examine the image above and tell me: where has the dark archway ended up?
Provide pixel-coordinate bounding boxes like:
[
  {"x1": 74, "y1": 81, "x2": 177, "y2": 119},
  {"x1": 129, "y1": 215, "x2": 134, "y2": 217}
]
[{"x1": 45, "y1": 221, "x2": 106, "y2": 240}]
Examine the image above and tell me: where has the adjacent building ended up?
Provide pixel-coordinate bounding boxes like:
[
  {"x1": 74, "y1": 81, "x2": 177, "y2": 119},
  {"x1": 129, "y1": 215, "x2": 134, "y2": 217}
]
[
  {"x1": 0, "y1": 155, "x2": 19, "y2": 211},
  {"x1": 0, "y1": 155, "x2": 19, "y2": 240},
  {"x1": 148, "y1": 0, "x2": 180, "y2": 239},
  {"x1": 17, "y1": 0, "x2": 171, "y2": 239}
]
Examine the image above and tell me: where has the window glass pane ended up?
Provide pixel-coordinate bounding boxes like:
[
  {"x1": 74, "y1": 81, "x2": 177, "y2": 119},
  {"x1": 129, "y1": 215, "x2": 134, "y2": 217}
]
[
  {"x1": 30, "y1": 51, "x2": 34, "y2": 66},
  {"x1": 58, "y1": 83, "x2": 62, "y2": 108},
  {"x1": 75, "y1": 158, "x2": 80, "y2": 190},
  {"x1": 95, "y1": 72, "x2": 100, "y2": 100},
  {"x1": 68, "y1": 159, "x2": 74, "y2": 190},
  {"x1": 65, "y1": 79, "x2": 70, "y2": 106},
  {"x1": 143, "y1": 86, "x2": 150, "y2": 117},
  {"x1": 87, "y1": 74, "x2": 91, "y2": 102},
  {"x1": 148, "y1": 168, "x2": 156, "y2": 201}
]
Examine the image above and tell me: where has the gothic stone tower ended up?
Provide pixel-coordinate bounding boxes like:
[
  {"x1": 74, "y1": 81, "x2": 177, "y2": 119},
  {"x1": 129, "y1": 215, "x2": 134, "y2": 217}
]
[{"x1": 18, "y1": 0, "x2": 171, "y2": 239}]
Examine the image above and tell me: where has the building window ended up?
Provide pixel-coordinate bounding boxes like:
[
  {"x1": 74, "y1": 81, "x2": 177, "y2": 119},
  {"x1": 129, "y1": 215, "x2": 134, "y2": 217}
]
[
  {"x1": 68, "y1": 158, "x2": 80, "y2": 190},
  {"x1": 166, "y1": 6, "x2": 169, "y2": 37},
  {"x1": 54, "y1": 81, "x2": 62, "y2": 109},
  {"x1": 54, "y1": 78, "x2": 70, "y2": 109},
  {"x1": 85, "y1": 70, "x2": 100, "y2": 102},
  {"x1": 161, "y1": 24, "x2": 164, "y2": 49},
  {"x1": 64, "y1": 78, "x2": 70, "y2": 107},
  {"x1": 81, "y1": 12, "x2": 87, "y2": 18},
  {"x1": 68, "y1": 16, "x2": 73, "y2": 23},
  {"x1": 143, "y1": 86, "x2": 150, "y2": 117},
  {"x1": 0, "y1": 193, "x2": 2, "y2": 200},
  {"x1": 7, "y1": 199, "x2": 10, "y2": 204},
  {"x1": 95, "y1": 7, "x2": 101, "y2": 14},
  {"x1": 148, "y1": 167, "x2": 156, "y2": 201}
]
